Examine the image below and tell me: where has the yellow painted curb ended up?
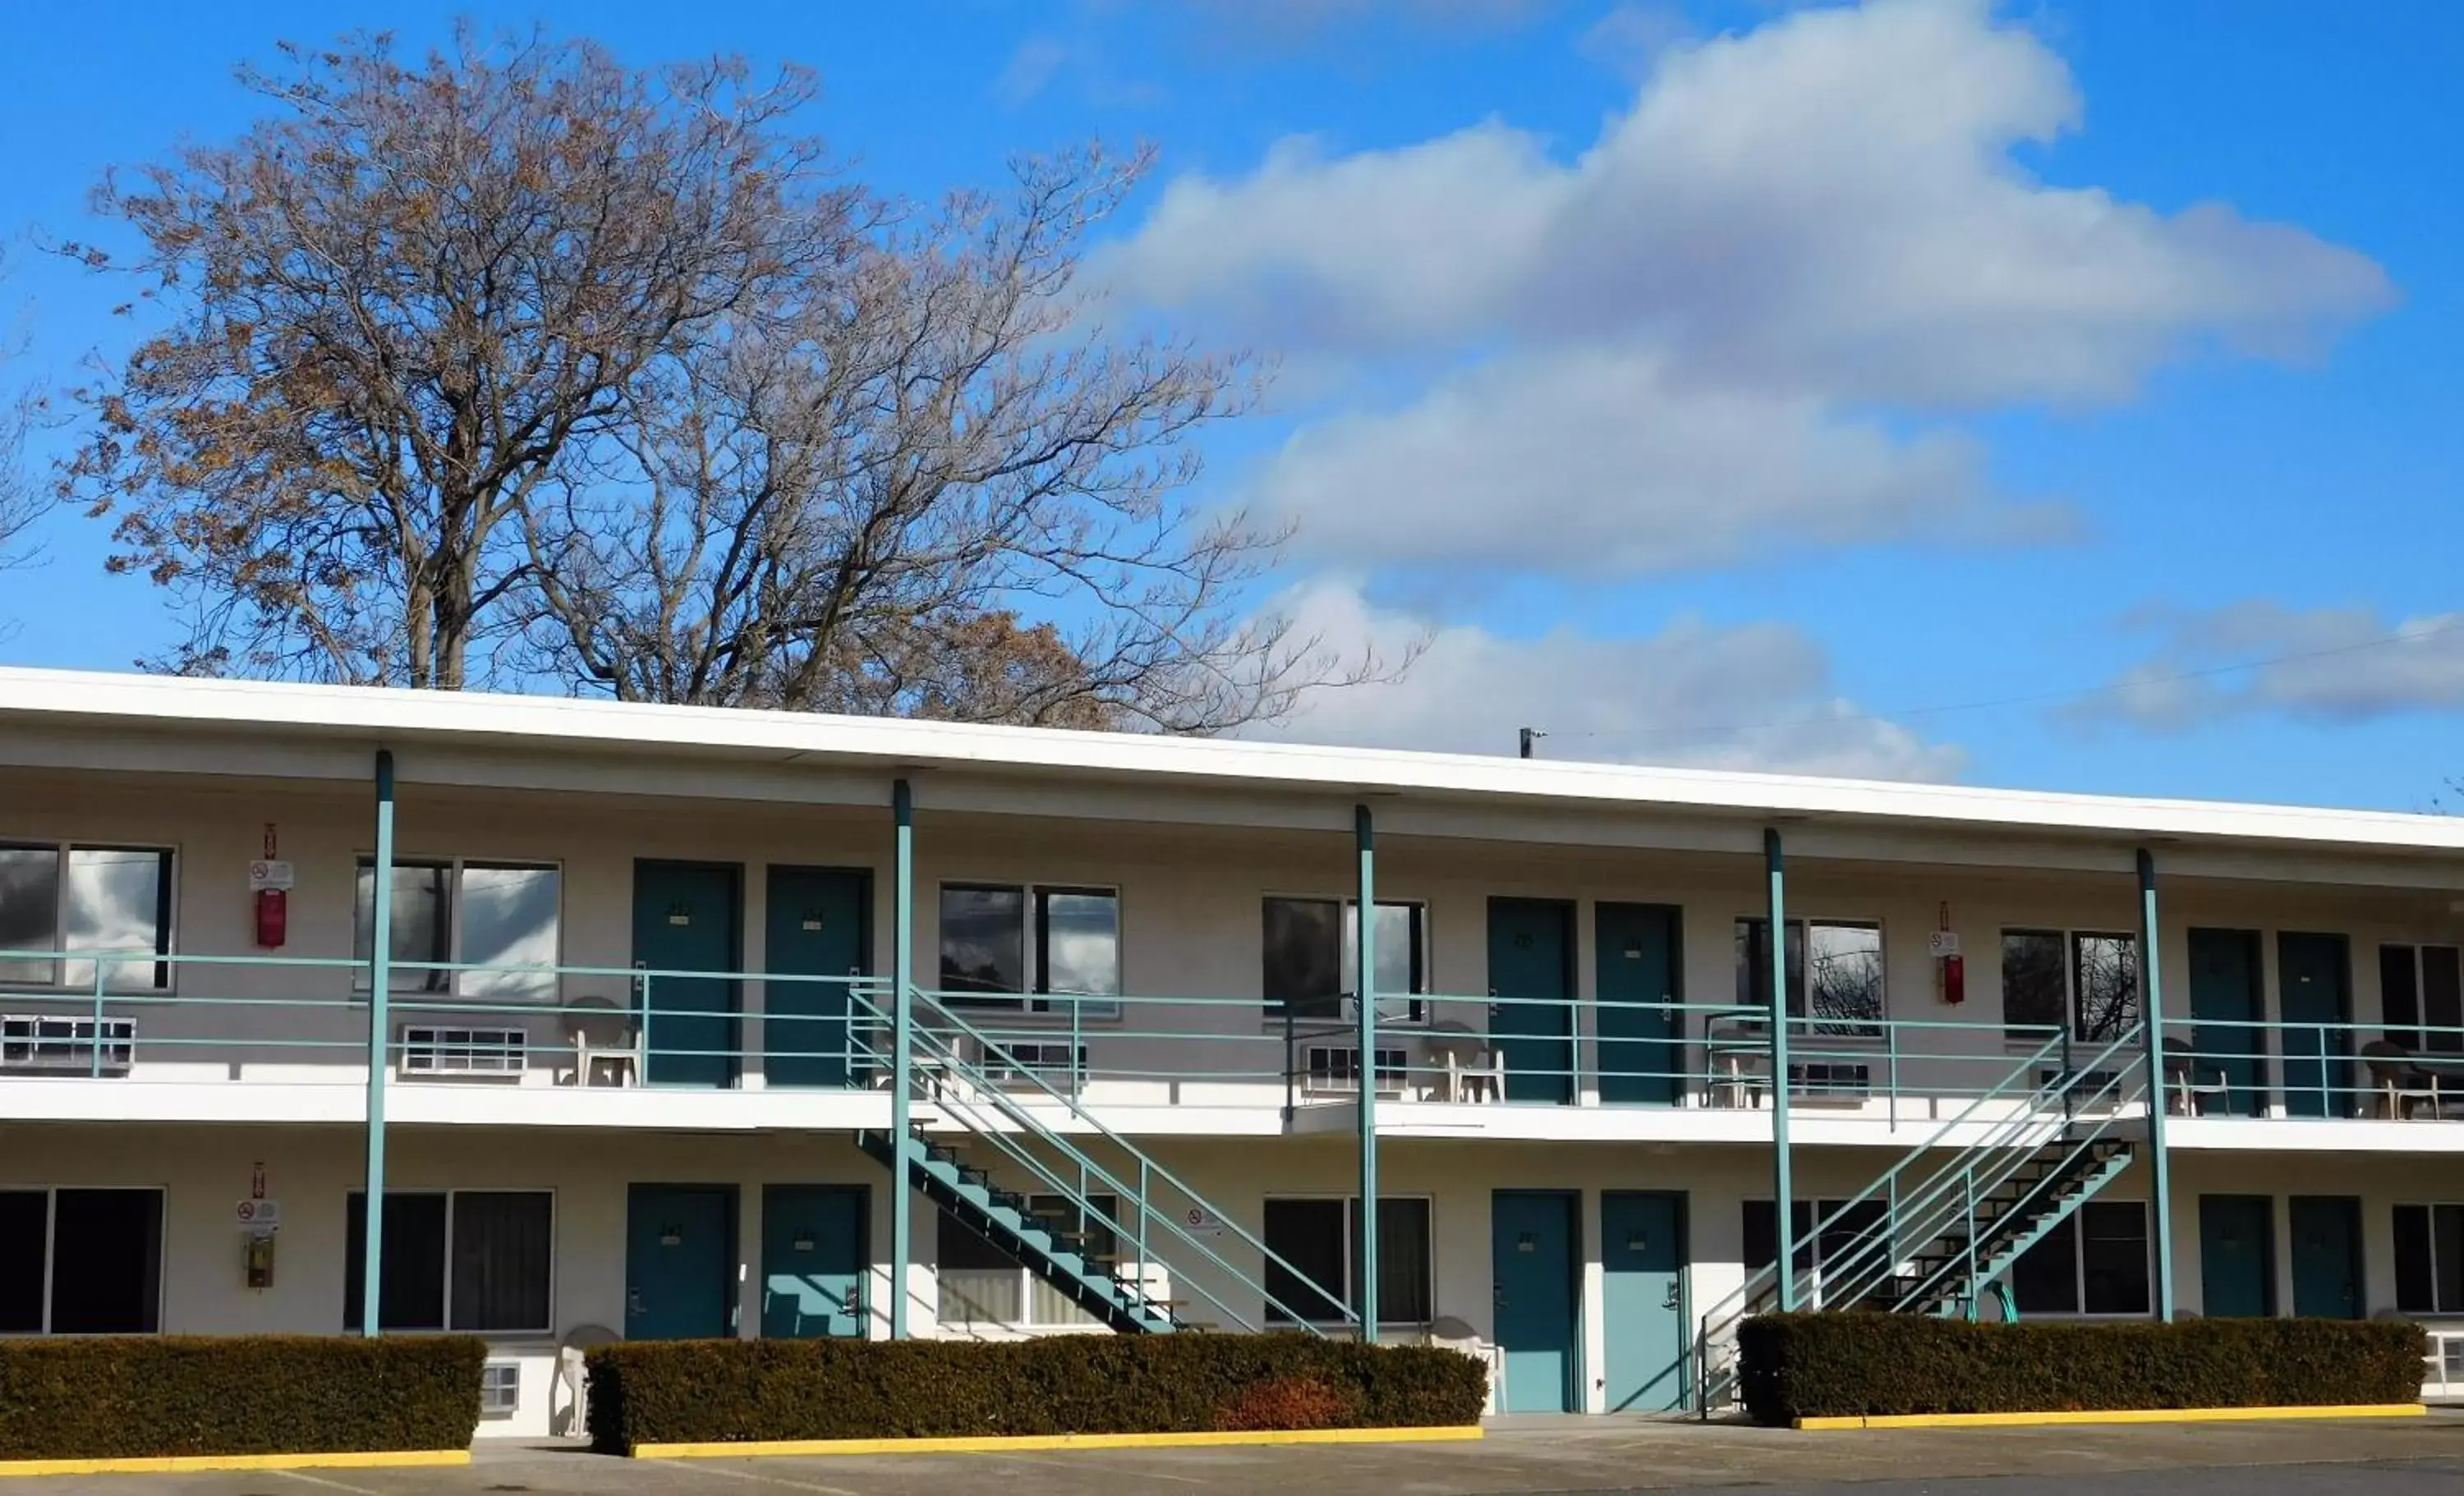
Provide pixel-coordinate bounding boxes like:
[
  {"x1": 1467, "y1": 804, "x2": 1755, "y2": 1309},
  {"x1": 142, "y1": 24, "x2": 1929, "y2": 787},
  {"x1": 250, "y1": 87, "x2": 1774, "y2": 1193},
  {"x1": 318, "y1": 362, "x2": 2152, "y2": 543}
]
[
  {"x1": 1794, "y1": 1404, "x2": 2426, "y2": 1431},
  {"x1": 0, "y1": 1450, "x2": 470, "y2": 1478},
  {"x1": 632, "y1": 1425, "x2": 1485, "y2": 1459}
]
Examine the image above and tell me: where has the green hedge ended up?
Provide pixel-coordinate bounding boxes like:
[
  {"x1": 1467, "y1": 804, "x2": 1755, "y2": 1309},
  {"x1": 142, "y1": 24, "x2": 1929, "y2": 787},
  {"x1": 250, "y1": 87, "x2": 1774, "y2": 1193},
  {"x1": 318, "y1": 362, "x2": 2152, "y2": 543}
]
[
  {"x1": 0, "y1": 1336, "x2": 486, "y2": 1460},
  {"x1": 586, "y1": 1335, "x2": 1488, "y2": 1452},
  {"x1": 1739, "y1": 1314, "x2": 2427, "y2": 1425}
]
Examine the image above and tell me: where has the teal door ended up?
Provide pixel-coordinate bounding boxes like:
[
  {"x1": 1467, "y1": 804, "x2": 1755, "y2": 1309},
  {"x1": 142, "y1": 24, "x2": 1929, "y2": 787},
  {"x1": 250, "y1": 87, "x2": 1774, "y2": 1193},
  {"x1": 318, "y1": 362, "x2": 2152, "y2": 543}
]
[
  {"x1": 633, "y1": 862, "x2": 741, "y2": 1087},
  {"x1": 625, "y1": 1185, "x2": 737, "y2": 1340},
  {"x1": 2278, "y1": 934, "x2": 2351, "y2": 1118},
  {"x1": 761, "y1": 1185, "x2": 867, "y2": 1338},
  {"x1": 2198, "y1": 1195, "x2": 2276, "y2": 1318},
  {"x1": 765, "y1": 868, "x2": 869, "y2": 1089},
  {"x1": 1597, "y1": 905, "x2": 1681, "y2": 1106},
  {"x1": 1488, "y1": 900, "x2": 1574, "y2": 1104},
  {"x1": 2290, "y1": 1195, "x2": 2363, "y2": 1319},
  {"x1": 1602, "y1": 1191, "x2": 1687, "y2": 1411},
  {"x1": 2187, "y1": 929, "x2": 2267, "y2": 1117},
  {"x1": 1492, "y1": 1190, "x2": 1579, "y2": 1413}
]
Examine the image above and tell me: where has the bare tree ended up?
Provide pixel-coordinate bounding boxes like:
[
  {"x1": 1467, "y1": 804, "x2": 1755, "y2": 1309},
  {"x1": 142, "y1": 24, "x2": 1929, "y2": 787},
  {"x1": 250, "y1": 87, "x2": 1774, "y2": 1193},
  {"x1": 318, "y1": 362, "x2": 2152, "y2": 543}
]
[
  {"x1": 62, "y1": 28, "x2": 1381, "y2": 727},
  {"x1": 61, "y1": 27, "x2": 852, "y2": 686},
  {"x1": 0, "y1": 250, "x2": 52, "y2": 581},
  {"x1": 518, "y1": 147, "x2": 1363, "y2": 730}
]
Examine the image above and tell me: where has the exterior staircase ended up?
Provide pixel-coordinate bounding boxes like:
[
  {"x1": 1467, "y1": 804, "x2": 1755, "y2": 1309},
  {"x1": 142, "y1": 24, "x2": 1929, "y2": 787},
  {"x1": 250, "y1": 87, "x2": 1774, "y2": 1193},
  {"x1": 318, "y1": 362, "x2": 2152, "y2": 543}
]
[
  {"x1": 1866, "y1": 1135, "x2": 2136, "y2": 1315},
  {"x1": 1699, "y1": 1021, "x2": 2153, "y2": 1410},
  {"x1": 855, "y1": 1122, "x2": 1182, "y2": 1333},
  {"x1": 850, "y1": 984, "x2": 1360, "y2": 1336}
]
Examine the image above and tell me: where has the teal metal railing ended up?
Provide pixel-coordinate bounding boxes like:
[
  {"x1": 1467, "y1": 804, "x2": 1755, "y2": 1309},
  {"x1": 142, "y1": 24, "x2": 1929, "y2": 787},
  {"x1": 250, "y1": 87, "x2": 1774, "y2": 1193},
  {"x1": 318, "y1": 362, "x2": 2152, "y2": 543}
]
[
  {"x1": 2157, "y1": 1015, "x2": 2464, "y2": 1121},
  {"x1": 0, "y1": 948, "x2": 891, "y2": 1085},
  {"x1": 13, "y1": 948, "x2": 2464, "y2": 1135}
]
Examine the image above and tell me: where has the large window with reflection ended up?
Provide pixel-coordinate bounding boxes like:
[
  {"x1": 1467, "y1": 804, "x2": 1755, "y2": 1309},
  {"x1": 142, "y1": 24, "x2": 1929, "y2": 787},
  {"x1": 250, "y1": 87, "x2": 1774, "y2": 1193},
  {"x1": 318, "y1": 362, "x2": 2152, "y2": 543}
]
[
  {"x1": 0, "y1": 843, "x2": 175, "y2": 990},
  {"x1": 1734, "y1": 919, "x2": 1883, "y2": 1036},
  {"x1": 354, "y1": 859, "x2": 562, "y2": 1000},
  {"x1": 2002, "y1": 929, "x2": 2140, "y2": 1044},
  {"x1": 1261, "y1": 898, "x2": 1427, "y2": 1023},
  {"x1": 938, "y1": 883, "x2": 1120, "y2": 1016}
]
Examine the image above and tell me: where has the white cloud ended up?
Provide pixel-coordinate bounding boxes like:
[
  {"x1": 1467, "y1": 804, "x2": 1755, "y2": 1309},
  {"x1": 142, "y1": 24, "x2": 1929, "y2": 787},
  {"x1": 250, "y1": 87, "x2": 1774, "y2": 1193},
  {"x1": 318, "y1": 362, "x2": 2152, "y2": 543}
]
[
  {"x1": 2083, "y1": 603, "x2": 2464, "y2": 731},
  {"x1": 1253, "y1": 346, "x2": 2066, "y2": 572},
  {"x1": 1106, "y1": 0, "x2": 2390, "y2": 405},
  {"x1": 1261, "y1": 579, "x2": 1965, "y2": 779},
  {"x1": 995, "y1": 38, "x2": 1071, "y2": 106},
  {"x1": 1097, "y1": 0, "x2": 2386, "y2": 583},
  {"x1": 1581, "y1": 2, "x2": 1694, "y2": 80}
]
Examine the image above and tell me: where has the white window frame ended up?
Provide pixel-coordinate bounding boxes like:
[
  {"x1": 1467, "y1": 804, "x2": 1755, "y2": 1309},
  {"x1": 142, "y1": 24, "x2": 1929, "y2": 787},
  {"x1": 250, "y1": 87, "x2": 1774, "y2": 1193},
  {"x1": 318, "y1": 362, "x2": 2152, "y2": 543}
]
[
  {"x1": 343, "y1": 1186, "x2": 558, "y2": 1338},
  {"x1": 1744, "y1": 1196, "x2": 1886, "y2": 1310},
  {"x1": 353, "y1": 857, "x2": 564, "y2": 1003},
  {"x1": 0, "y1": 841, "x2": 178, "y2": 994},
  {"x1": 1259, "y1": 894, "x2": 1432, "y2": 1029},
  {"x1": 2007, "y1": 1198, "x2": 2154, "y2": 1319},
  {"x1": 0, "y1": 1183, "x2": 168, "y2": 1336},
  {"x1": 1998, "y1": 927, "x2": 2141, "y2": 1049},
  {"x1": 934, "y1": 1192, "x2": 1121, "y2": 1329},
  {"x1": 2395, "y1": 1201, "x2": 2464, "y2": 1316},
  {"x1": 934, "y1": 881, "x2": 1123, "y2": 1020},
  {"x1": 1260, "y1": 1191, "x2": 1437, "y2": 1330}
]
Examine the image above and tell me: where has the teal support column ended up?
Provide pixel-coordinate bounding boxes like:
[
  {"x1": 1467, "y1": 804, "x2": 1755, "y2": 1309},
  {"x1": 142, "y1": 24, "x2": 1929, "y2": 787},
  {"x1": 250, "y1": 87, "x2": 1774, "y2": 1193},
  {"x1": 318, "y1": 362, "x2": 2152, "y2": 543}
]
[
  {"x1": 1767, "y1": 827, "x2": 1795, "y2": 1312},
  {"x1": 360, "y1": 750, "x2": 396, "y2": 1338},
  {"x1": 2137, "y1": 847, "x2": 2175, "y2": 1322},
  {"x1": 891, "y1": 779, "x2": 916, "y2": 1340},
  {"x1": 1354, "y1": 804, "x2": 1378, "y2": 1343}
]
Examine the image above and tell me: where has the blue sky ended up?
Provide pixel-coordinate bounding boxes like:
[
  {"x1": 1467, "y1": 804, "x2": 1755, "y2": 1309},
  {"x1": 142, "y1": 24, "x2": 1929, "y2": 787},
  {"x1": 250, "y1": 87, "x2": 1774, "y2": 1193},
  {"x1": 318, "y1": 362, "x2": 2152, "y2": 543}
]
[{"x1": 2, "y1": 0, "x2": 2459, "y2": 809}]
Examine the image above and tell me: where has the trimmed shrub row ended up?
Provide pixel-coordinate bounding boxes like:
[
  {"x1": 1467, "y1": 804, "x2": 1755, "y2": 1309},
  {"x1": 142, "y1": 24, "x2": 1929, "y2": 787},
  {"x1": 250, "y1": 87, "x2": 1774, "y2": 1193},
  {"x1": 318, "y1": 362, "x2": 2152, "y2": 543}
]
[
  {"x1": 1739, "y1": 1314, "x2": 2427, "y2": 1425},
  {"x1": 0, "y1": 1336, "x2": 487, "y2": 1460},
  {"x1": 586, "y1": 1334, "x2": 1489, "y2": 1452}
]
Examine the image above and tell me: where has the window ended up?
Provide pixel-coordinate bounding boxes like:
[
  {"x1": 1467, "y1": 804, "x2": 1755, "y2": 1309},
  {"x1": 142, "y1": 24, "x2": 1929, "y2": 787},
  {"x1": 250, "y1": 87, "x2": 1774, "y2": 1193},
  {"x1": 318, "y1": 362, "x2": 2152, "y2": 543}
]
[
  {"x1": 2382, "y1": 947, "x2": 2464, "y2": 1054},
  {"x1": 344, "y1": 1190, "x2": 553, "y2": 1333},
  {"x1": 938, "y1": 885, "x2": 1120, "y2": 1015},
  {"x1": 354, "y1": 860, "x2": 561, "y2": 1001},
  {"x1": 2008, "y1": 1200, "x2": 2150, "y2": 1315},
  {"x1": 0, "y1": 844, "x2": 174, "y2": 991},
  {"x1": 1261, "y1": 899, "x2": 1427, "y2": 1022},
  {"x1": 1735, "y1": 920, "x2": 1882, "y2": 1036},
  {"x1": 1262, "y1": 1196, "x2": 1432, "y2": 1325},
  {"x1": 2002, "y1": 930, "x2": 2140, "y2": 1044},
  {"x1": 2395, "y1": 1204, "x2": 2464, "y2": 1315},
  {"x1": 0, "y1": 1186, "x2": 164, "y2": 1333},
  {"x1": 1742, "y1": 1198, "x2": 1887, "y2": 1306},
  {"x1": 936, "y1": 1195, "x2": 1119, "y2": 1327}
]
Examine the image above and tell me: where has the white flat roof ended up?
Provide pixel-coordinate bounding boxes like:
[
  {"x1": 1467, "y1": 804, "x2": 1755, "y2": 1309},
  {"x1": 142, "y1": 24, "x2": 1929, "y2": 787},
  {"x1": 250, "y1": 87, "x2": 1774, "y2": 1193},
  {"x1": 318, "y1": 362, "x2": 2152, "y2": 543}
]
[{"x1": 0, "y1": 665, "x2": 2458, "y2": 858}]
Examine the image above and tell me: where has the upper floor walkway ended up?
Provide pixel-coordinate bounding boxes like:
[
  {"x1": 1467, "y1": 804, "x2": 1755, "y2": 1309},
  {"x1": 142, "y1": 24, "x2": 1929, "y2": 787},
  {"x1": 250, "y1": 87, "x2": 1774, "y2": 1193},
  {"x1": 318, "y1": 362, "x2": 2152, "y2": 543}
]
[{"x1": 4, "y1": 666, "x2": 2463, "y2": 1149}]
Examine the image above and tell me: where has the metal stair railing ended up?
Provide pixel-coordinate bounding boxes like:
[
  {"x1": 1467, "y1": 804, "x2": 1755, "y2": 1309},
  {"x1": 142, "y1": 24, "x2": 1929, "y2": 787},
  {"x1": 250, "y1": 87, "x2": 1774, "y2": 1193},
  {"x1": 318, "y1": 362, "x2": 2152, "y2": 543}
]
[
  {"x1": 852, "y1": 984, "x2": 1365, "y2": 1336},
  {"x1": 1806, "y1": 1022, "x2": 2149, "y2": 1316},
  {"x1": 1694, "y1": 1021, "x2": 2082, "y2": 1412}
]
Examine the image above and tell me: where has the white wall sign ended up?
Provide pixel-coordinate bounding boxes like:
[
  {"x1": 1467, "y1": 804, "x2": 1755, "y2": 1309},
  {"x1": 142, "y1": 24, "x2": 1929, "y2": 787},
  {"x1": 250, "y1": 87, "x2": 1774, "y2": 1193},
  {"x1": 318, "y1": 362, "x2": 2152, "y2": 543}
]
[
  {"x1": 1928, "y1": 931, "x2": 1962, "y2": 958},
  {"x1": 1183, "y1": 1206, "x2": 1225, "y2": 1238},
  {"x1": 248, "y1": 860, "x2": 295, "y2": 893},
  {"x1": 235, "y1": 1199, "x2": 283, "y2": 1229}
]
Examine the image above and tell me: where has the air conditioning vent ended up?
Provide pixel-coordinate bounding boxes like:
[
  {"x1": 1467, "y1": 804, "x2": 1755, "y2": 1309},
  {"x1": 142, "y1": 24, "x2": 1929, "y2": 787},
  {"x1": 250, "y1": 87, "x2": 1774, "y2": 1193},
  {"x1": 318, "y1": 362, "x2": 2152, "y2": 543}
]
[
  {"x1": 1, "y1": 1015, "x2": 134, "y2": 1073},
  {"x1": 983, "y1": 1041, "x2": 1085, "y2": 1083},
  {"x1": 398, "y1": 1026, "x2": 527, "y2": 1076},
  {"x1": 1305, "y1": 1045, "x2": 1408, "y2": 1094},
  {"x1": 1786, "y1": 1061, "x2": 1871, "y2": 1097}
]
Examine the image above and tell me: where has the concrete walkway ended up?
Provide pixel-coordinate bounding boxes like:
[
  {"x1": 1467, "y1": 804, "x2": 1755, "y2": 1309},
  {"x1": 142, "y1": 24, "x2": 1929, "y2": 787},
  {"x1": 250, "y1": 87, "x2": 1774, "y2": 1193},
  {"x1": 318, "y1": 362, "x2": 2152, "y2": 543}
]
[{"x1": 14, "y1": 1412, "x2": 2464, "y2": 1496}]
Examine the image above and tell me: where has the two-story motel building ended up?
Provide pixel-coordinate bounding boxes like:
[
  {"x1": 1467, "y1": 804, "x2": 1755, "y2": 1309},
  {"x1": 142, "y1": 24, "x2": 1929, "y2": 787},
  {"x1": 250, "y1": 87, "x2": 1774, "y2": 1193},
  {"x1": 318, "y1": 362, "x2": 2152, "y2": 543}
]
[{"x1": 3, "y1": 667, "x2": 2464, "y2": 1436}]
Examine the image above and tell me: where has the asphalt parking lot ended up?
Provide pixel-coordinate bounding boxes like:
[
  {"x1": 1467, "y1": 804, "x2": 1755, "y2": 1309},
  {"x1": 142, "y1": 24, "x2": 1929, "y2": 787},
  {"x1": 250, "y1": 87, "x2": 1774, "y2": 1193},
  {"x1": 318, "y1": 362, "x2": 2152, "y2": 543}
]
[{"x1": 16, "y1": 1413, "x2": 2464, "y2": 1496}]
